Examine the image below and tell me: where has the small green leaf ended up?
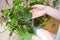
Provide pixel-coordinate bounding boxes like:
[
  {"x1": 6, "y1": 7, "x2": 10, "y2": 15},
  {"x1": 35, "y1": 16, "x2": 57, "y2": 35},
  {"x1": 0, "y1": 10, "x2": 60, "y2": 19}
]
[
  {"x1": 31, "y1": 0, "x2": 36, "y2": 3},
  {"x1": 30, "y1": 0, "x2": 44, "y2": 6},
  {"x1": 23, "y1": 25, "x2": 28, "y2": 31},
  {"x1": 24, "y1": 12, "x2": 32, "y2": 22},
  {"x1": 11, "y1": 18, "x2": 18, "y2": 26},
  {"x1": 37, "y1": 1, "x2": 44, "y2": 5},
  {"x1": 53, "y1": 0, "x2": 58, "y2": 8},
  {"x1": 13, "y1": 0, "x2": 21, "y2": 6},
  {"x1": 15, "y1": 6, "x2": 23, "y2": 12},
  {"x1": 21, "y1": 32, "x2": 33, "y2": 40},
  {"x1": 3, "y1": 9, "x2": 10, "y2": 18},
  {"x1": 9, "y1": 28, "x2": 15, "y2": 36},
  {"x1": 52, "y1": 23, "x2": 56, "y2": 28},
  {"x1": 6, "y1": 22, "x2": 11, "y2": 27},
  {"x1": 16, "y1": 28, "x2": 25, "y2": 39}
]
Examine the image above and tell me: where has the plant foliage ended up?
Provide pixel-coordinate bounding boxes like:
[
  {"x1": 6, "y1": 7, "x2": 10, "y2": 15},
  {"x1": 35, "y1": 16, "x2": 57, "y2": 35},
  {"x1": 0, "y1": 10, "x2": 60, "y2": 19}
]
[{"x1": 1, "y1": 0, "x2": 58, "y2": 40}]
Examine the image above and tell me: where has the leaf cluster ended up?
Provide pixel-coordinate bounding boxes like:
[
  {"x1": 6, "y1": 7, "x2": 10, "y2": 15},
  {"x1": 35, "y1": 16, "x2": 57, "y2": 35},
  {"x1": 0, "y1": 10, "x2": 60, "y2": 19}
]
[{"x1": 2, "y1": 0, "x2": 58, "y2": 40}]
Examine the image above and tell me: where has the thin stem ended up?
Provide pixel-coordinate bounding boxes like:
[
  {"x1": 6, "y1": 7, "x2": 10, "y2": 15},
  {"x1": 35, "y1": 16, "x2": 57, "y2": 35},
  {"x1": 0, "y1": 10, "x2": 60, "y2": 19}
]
[
  {"x1": 43, "y1": 0, "x2": 50, "y2": 6},
  {"x1": 32, "y1": 19, "x2": 34, "y2": 28}
]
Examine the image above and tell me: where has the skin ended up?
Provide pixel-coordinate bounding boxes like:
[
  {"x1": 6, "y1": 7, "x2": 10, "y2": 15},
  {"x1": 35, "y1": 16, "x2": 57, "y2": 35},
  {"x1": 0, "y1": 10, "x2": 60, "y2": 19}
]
[
  {"x1": 31, "y1": 29, "x2": 54, "y2": 40},
  {"x1": 30, "y1": 4, "x2": 60, "y2": 40},
  {"x1": 30, "y1": 4, "x2": 60, "y2": 20}
]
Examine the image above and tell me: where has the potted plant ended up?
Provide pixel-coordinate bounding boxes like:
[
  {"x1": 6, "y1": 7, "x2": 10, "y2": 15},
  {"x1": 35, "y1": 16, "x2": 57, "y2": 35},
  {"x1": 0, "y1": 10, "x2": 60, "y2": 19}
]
[{"x1": 1, "y1": 0, "x2": 58, "y2": 40}]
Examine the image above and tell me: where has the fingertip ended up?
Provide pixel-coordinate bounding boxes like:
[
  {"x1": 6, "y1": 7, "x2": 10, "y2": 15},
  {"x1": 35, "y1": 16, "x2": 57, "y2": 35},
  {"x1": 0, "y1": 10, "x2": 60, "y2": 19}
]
[
  {"x1": 31, "y1": 4, "x2": 45, "y2": 8},
  {"x1": 31, "y1": 5, "x2": 40, "y2": 8}
]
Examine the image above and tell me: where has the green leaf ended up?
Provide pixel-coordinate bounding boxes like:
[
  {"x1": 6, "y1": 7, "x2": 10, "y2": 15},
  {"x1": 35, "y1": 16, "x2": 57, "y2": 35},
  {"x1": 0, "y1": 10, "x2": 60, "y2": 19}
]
[
  {"x1": 13, "y1": 0, "x2": 21, "y2": 6},
  {"x1": 24, "y1": 12, "x2": 32, "y2": 22},
  {"x1": 23, "y1": 25, "x2": 28, "y2": 31},
  {"x1": 6, "y1": 22, "x2": 11, "y2": 27},
  {"x1": 31, "y1": 0, "x2": 36, "y2": 2},
  {"x1": 16, "y1": 28, "x2": 22, "y2": 36},
  {"x1": 11, "y1": 18, "x2": 18, "y2": 26},
  {"x1": 3, "y1": 9, "x2": 10, "y2": 18},
  {"x1": 15, "y1": 6, "x2": 23, "y2": 12},
  {"x1": 22, "y1": 32, "x2": 33, "y2": 40},
  {"x1": 30, "y1": 2, "x2": 37, "y2": 6},
  {"x1": 16, "y1": 29, "x2": 33, "y2": 40},
  {"x1": 30, "y1": 1, "x2": 44, "y2": 6},
  {"x1": 37, "y1": 1, "x2": 44, "y2": 4},
  {"x1": 52, "y1": 23, "x2": 56, "y2": 28},
  {"x1": 53, "y1": 0, "x2": 58, "y2": 8},
  {"x1": 16, "y1": 28, "x2": 25, "y2": 40},
  {"x1": 30, "y1": 0, "x2": 44, "y2": 6},
  {"x1": 9, "y1": 28, "x2": 15, "y2": 36}
]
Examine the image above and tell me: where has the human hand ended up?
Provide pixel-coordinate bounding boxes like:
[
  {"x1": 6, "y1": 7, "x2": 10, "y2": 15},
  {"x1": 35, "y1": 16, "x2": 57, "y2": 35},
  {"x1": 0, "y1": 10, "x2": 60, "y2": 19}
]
[
  {"x1": 31, "y1": 29, "x2": 54, "y2": 40},
  {"x1": 30, "y1": 4, "x2": 60, "y2": 20},
  {"x1": 30, "y1": 4, "x2": 47, "y2": 19}
]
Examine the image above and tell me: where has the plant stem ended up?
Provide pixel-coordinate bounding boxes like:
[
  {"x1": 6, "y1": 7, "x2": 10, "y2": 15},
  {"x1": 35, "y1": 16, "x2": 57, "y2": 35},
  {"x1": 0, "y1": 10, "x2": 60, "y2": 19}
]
[
  {"x1": 43, "y1": 0, "x2": 50, "y2": 6},
  {"x1": 32, "y1": 19, "x2": 34, "y2": 28}
]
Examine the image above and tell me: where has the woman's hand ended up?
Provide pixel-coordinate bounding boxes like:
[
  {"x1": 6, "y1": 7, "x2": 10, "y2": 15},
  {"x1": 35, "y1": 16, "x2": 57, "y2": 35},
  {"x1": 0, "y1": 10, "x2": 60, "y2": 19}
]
[
  {"x1": 30, "y1": 4, "x2": 47, "y2": 19},
  {"x1": 31, "y1": 29, "x2": 54, "y2": 40},
  {"x1": 30, "y1": 4, "x2": 60, "y2": 20},
  {"x1": 30, "y1": 4, "x2": 60, "y2": 40}
]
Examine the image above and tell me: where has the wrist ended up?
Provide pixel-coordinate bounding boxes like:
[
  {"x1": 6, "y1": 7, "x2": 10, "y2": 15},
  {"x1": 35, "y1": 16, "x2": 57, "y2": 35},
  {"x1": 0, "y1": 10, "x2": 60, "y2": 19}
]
[{"x1": 46, "y1": 6, "x2": 53, "y2": 15}]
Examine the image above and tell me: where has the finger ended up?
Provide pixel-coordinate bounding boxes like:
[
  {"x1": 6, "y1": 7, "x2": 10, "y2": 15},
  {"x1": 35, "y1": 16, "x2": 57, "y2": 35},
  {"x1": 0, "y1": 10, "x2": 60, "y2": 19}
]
[
  {"x1": 31, "y1": 9, "x2": 46, "y2": 19},
  {"x1": 30, "y1": 8, "x2": 45, "y2": 12},
  {"x1": 31, "y1": 4, "x2": 45, "y2": 9},
  {"x1": 30, "y1": 9, "x2": 38, "y2": 14}
]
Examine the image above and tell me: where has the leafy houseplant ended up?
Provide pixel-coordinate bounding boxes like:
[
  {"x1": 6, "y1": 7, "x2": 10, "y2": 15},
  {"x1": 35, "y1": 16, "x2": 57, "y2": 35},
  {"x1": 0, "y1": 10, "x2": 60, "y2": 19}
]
[{"x1": 1, "y1": 0, "x2": 58, "y2": 40}]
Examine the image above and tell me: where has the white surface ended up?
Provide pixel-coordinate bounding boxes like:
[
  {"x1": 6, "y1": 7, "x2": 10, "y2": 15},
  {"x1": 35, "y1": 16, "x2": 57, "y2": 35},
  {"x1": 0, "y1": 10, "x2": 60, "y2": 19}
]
[
  {"x1": 0, "y1": 23, "x2": 19, "y2": 40},
  {"x1": 0, "y1": 0, "x2": 13, "y2": 10}
]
